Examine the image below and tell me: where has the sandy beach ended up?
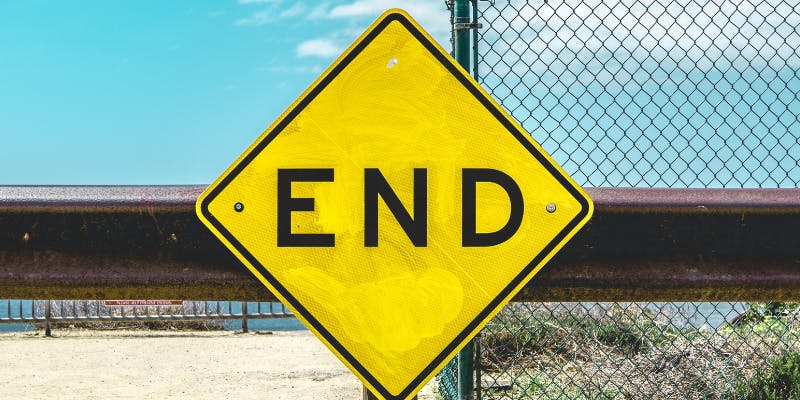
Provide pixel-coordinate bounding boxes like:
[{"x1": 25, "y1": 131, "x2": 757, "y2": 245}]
[{"x1": 0, "y1": 330, "x2": 437, "y2": 400}]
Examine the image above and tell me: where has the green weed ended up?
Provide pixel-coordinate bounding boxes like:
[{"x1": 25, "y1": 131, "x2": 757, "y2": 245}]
[{"x1": 732, "y1": 351, "x2": 800, "y2": 400}]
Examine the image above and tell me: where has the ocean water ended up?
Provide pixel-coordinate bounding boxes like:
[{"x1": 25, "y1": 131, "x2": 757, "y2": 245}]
[{"x1": 0, "y1": 324, "x2": 33, "y2": 332}]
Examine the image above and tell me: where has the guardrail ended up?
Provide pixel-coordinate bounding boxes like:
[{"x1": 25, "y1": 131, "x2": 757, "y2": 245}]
[{"x1": 2, "y1": 186, "x2": 799, "y2": 302}]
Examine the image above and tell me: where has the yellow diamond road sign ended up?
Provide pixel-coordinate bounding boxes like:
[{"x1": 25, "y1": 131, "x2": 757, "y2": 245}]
[{"x1": 197, "y1": 9, "x2": 592, "y2": 400}]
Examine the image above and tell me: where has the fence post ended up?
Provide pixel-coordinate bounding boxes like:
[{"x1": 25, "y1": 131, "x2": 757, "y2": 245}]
[
  {"x1": 454, "y1": 0, "x2": 475, "y2": 398},
  {"x1": 44, "y1": 300, "x2": 52, "y2": 337},
  {"x1": 241, "y1": 301, "x2": 248, "y2": 333}
]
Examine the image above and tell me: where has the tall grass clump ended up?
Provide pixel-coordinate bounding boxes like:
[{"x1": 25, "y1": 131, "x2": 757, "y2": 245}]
[
  {"x1": 732, "y1": 351, "x2": 800, "y2": 400},
  {"x1": 474, "y1": 302, "x2": 800, "y2": 400}
]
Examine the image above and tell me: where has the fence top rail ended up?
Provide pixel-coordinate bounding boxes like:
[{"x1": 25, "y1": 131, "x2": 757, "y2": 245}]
[{"x1": 1, "y1": 186, "x2": 798, "y2": 214}]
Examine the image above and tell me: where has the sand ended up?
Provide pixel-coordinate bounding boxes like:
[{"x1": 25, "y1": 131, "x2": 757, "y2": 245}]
[{"x1": 0, "y1": 330, "x2": 437, "y2": 400}]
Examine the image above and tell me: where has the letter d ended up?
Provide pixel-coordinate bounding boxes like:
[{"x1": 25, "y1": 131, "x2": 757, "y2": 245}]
[{"x1": 462, "y1": 169, "x2": 523, "y2": 247}]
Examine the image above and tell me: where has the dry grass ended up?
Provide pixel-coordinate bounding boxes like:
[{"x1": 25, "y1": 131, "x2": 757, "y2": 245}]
[
  {"x1": 40, "y1": 319, "x2": 225, "y2": 331},
  {"x1": 477, "y1": 303, "x2": 800, "y2": 400}
]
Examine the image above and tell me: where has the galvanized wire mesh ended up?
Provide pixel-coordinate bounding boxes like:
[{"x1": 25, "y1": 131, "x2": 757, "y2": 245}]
[
  {"x1": 439, "y1": 0, "x2": 800, "y2": 398},
  {"x1": 477, "y1": 302, "x2": 800, "y2": 400},
  {"x1": 439, "y1": 302, "x2": 800, "y2": 399},
  {"x1": 477, "y1": 0, "x2": 800, "y2": 188}
]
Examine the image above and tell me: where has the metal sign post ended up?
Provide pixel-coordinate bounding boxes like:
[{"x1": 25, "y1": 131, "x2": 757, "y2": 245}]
[{"x1": 453, "y1": 1, "x2": 475, "y2": 398}]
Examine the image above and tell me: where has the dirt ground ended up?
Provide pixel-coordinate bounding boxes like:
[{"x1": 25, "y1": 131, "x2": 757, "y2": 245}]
[{"x1": 0, "y1": 330, "x2": 437, "y2": 400}]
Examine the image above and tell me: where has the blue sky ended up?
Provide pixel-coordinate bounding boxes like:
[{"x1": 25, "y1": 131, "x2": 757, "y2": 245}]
[
  {"x1": 3, "y1": 0, "x2": 799, "y2": 187},
  {"x1": 0, "y1": 1, "x2": 450, "y2": 184}
]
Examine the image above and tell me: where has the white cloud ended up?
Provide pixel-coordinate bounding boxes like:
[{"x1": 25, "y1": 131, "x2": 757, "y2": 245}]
[
  {"x1": 296, "y1": 38, "x2": 342, "y2": 58},
  {"x1": 315, "y1": 0, "x2": 451, "y2": 46},
  {"x1": 307, "y1": 3, "x2": 330, "y2": 19},
  {"x1": 235, "y1": 0, "x2": 451, "y2": 59},
  {"x1": 235, "y1": 1, "x2": 307, "y2": 26},
  {"x1": 280, "y1": 2, "x2": 306, "y2": 18},
  {"x1": 234, "y1": 10, "x2": 274, "y2": 26}
]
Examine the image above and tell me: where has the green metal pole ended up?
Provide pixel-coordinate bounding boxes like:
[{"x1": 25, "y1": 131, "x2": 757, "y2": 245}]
[
  {"x1": 471, "y1": 0, "x2": 479, "y2": 80},
  {"x1": 457, "y1": 342, "x2": 474, "y2": 400},
  {"x1": 454, "y1": 0, "x2": 471, "y2": 72},
  {"x1": 453, "y1": 1, "x2": 474, "y2": 399}
]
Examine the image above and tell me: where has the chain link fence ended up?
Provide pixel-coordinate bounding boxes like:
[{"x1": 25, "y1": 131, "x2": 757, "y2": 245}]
[
  {"x1": 440, "y1": 302, "x2": 800, "y2": 399},
  {"x1": 439, "y1": 0, "x2": 800, "y2": 398},
  {"x1": 478, "y1": 0, "x2": 800, "y2": 188},
  {"x1": 477, "y1": 302, "x2": 800, "y2": 400}
]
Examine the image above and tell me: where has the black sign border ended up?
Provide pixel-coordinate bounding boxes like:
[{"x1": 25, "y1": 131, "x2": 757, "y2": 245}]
[{"x1": 201, "y1": 11, "x2": 591, "y2": 400}]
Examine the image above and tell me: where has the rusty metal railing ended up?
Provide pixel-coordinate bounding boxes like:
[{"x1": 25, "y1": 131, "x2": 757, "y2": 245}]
[{"x1": 1, "y1": 186, "x2": 799, "y2": 302}]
